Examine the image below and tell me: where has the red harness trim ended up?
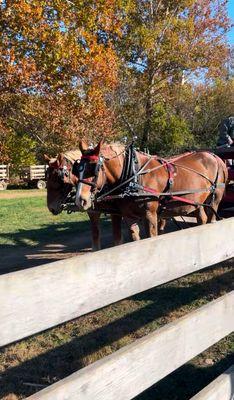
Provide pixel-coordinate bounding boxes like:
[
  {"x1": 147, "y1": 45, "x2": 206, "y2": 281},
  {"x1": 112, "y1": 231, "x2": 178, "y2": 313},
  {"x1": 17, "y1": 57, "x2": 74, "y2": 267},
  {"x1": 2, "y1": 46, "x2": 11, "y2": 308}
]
[
  {"x1": 161, "y1": 159, "x2": 175, "y2": 183},
  {"x1": 142, "y1": 185, "x2": 198, "y2": 206},
  {"x1": 81, "y1": 154, "x2": 99, "y2": 161},
  {"x1": 142, "y1": 186, "x2": 160, "y2": 196},
  {"x1": 170, "y1": 195, "x2": 197, "y2": 206}
]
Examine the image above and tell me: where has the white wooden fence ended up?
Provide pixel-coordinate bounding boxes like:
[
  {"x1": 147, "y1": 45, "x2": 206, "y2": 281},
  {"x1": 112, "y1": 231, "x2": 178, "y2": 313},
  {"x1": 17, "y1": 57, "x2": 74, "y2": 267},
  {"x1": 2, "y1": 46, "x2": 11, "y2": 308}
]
[
  {"x1": 1, "y1": 218, "x2": 234, "y2": 399},
  {"x1": 190, "y1": 365, "x2": 234, "y2": 400}
]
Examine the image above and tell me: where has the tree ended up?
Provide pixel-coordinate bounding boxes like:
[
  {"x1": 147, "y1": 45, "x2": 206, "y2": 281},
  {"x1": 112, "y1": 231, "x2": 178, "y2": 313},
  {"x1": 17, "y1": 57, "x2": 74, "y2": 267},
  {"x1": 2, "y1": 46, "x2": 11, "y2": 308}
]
[
  {"x1": 0, "y1": 0, "x2": 124, "y2": 149},
  {"x1": 0, "y1": 0, "x2": 232, "y2": 161},
  {"x1": 116, "y1": 0, "x2": 231, "y2": 150},
  {"x1": 5, "y1": 132, "x2": 37, "y2": 173}
]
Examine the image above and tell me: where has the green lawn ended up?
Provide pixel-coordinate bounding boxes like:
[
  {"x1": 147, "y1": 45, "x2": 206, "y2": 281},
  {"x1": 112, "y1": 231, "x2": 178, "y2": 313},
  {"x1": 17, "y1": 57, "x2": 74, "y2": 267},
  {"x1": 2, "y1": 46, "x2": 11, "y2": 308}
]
[{"x1": 0, "y1": 195, "x2": 89, "y2": 246}]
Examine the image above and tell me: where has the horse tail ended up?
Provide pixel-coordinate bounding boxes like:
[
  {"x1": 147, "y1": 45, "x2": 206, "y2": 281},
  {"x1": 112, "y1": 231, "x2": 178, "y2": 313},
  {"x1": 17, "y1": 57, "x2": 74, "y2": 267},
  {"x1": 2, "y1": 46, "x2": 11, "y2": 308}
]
[
  {"x1": 214, "y1": 154, "x2": 228, "y2": 186},
  {"x1": 203, "y1": 154, "x2": 228, "y2": 222}
]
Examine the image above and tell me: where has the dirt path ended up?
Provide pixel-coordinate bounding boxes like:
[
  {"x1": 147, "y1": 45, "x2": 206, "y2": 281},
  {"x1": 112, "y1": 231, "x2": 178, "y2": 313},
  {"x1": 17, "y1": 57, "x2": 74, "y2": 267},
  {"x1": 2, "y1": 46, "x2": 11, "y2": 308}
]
[
  {"x1": 0, "y1": 218, "x2": 196, "y2": 275},
  {"x1": 0, "y1": 189, "x2": 46, "y2": 200},
  {"x1": 0, "y1": 208, "x2": 232, "y2": 275},
  {"x1": 0, "y1": 226, "x2": 118, "y2": 274}
]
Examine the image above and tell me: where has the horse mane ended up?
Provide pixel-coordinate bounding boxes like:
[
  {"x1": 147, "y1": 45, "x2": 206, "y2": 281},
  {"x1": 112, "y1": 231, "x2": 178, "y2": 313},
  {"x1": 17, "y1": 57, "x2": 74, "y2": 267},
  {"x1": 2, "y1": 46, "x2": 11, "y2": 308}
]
[
  {"x1": 100, "y1": 142, "x2": 124, "y2": 159},
  {"x1": 58, "y1": 143, "x2": 124, "y2": 164},
  {"x1": 63, "y1": 149, "x2": 82, "y2": 163}
]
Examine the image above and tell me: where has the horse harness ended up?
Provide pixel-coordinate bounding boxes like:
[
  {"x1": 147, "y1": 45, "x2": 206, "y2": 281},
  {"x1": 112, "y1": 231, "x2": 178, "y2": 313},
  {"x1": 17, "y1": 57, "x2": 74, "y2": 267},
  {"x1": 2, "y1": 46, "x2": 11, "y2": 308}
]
[
  {"x1": 49, "y1": 155, "x2": 77, "y2": 185},
  {"x1": 72, "y1": 143, "x2": 225, "y2": 212}
]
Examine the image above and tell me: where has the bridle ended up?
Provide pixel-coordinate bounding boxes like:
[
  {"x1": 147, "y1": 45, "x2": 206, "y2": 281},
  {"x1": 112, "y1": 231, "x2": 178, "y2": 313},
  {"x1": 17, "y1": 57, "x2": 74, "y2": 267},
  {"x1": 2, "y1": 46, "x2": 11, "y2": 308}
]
[
  {"x1": 47, "y1": 156, "x2": 81, "y2": 214},
  {"x1": 72, "y1": 153, "x2": 107, "y2": 199},
  {"x1": 48, "y1": 158, "x2": 75, "y2": 185}
]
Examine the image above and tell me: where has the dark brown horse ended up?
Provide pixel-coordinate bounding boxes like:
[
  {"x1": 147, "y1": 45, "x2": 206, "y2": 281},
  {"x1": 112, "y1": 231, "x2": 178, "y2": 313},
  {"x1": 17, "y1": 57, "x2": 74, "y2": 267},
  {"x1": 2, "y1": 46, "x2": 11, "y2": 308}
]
[
  {"x1": 74, "y1": 140, "x2": 228, "y2": 240},
  {"x1": 45, "y1": 150, "x2": 123, "y2": 250}
]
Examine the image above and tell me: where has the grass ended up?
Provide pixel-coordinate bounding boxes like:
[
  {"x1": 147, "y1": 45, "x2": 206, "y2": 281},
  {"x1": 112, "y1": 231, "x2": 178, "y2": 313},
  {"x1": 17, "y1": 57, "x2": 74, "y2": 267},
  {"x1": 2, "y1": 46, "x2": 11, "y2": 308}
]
[
  {"x1": 0, "y1": 190, "x2": 233, "y2": 399},
  {"x1": 0, "y1": 195, "x2": 90, "y2": 246}
]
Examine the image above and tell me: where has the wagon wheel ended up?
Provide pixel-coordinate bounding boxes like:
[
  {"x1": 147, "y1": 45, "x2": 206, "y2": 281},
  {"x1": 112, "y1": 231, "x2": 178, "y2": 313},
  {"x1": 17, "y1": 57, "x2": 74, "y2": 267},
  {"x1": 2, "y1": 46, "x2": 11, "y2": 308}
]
[
  {"x1": 36, "y1": 180, "x2": 46, "y2": 190},
  {"x1": 0, "y1": 180, "x2": 7, "y2": 190}
]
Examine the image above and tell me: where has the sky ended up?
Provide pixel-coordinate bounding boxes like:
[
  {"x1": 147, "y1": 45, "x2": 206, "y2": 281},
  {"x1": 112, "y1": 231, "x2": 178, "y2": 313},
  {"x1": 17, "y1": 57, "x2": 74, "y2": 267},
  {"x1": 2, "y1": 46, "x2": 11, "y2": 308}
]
[{"x1": 228, "y1": 0, "x2": 234, "y2": 44}]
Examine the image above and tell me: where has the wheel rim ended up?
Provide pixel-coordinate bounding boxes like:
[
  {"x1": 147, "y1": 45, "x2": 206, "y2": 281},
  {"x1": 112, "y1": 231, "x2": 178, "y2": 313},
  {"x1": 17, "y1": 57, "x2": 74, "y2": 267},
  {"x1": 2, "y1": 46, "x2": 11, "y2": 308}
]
[{"x1": 37, "y1": 180, "x2": 46, "y2": 189}]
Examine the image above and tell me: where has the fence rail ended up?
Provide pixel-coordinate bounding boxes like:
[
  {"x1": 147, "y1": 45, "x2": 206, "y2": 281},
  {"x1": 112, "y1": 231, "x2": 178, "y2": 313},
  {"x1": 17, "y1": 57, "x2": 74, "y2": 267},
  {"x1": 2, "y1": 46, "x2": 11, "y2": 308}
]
[
  {"x1": 27, "y1": 292, "x2": 233, "y2": 400},
  {"x1": 190, "y1": 365, "x2": 234, "y2": 400},
  {"x1": 1, "y1": 218, "x2": 233, "y2": 399},
  {"x1": 1, "y1": 218, "x2": 233, "y2": 347}
]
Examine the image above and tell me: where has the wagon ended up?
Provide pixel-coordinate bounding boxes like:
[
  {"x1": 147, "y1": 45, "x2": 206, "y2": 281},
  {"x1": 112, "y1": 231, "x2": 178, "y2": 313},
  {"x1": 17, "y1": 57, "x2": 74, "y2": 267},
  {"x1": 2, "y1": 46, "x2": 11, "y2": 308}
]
[
  {"x1": 0, "y1": 164, "x2": 9, "y2": 190},
  {"x1": 20, "y1": 164, "x2": 47, "y2": 189}
]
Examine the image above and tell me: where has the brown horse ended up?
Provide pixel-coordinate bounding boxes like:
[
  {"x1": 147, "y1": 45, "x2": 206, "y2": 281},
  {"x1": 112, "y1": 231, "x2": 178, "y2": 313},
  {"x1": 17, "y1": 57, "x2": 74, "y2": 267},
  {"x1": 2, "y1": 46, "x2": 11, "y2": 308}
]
[
  {"x1": 45, "y1": 150, "x2": 123, "y2": 251},
  {"x1": 74, "y1": 140, "x2": 228, "y2": 240}
]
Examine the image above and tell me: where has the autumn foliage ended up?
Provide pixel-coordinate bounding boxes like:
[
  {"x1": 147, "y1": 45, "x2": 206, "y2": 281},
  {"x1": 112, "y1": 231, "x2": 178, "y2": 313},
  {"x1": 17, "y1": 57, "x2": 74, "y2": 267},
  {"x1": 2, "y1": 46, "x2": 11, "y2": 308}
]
[{"x1": 0, "y1": 0, "x2": 232, "y2": 165}]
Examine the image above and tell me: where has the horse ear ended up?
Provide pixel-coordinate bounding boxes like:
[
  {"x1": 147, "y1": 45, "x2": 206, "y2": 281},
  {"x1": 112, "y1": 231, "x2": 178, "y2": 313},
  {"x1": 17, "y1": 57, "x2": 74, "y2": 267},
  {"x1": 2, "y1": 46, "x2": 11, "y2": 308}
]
[
  {"x1": 49, "y1": 158, "x2": 58, "y2": 168},
  {"x1": 79, "y1": 140, "x2": 89, "y2": 153},
  {"x1": 57, "y1": 153, "x2": 64, "y2": 164},
  {"x1": 44, "y1": 154, "x2": 51, "y2": 162},
  {"x1": 93, "y1": 138, "x2": 104, "y2": 155}
]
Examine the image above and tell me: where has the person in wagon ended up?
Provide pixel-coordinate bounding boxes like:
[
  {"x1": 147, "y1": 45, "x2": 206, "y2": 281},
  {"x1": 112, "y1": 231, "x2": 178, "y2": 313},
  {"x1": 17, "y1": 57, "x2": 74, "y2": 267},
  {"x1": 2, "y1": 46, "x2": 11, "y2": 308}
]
[{"x1": 217, "y1": 115, "x2": 234, "y2": 148}]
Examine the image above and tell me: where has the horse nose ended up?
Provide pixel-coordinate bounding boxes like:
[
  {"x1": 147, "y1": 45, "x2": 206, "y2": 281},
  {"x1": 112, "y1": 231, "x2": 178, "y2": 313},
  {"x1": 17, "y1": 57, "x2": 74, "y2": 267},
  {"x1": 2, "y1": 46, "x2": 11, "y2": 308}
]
[
  {"x1": 76, "y1": 197, "x2": 87, "y2": 209},
  {"x1": 50, "y1": 207, "x2": 60, "y2": 215},
  {"x1": 80, "y1": 198, "x2": 87, "y2": 208},
  {"x1": 75, "y1": 195, "x2": 90, "y2": 210}
]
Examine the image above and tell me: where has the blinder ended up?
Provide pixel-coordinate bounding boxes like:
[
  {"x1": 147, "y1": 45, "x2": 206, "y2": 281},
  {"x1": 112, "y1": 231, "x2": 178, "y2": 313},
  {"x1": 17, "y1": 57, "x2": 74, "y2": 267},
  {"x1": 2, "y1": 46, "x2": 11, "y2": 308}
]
[
  {"x1": 72, "y1": 155, "x2": 104, "y2": 189},
  {"x1": 47, "y1": 160, "x2": 71, "y2": 183},
  {"x1": 57, "y1": 165, "x2": 69, "y2": 181}
]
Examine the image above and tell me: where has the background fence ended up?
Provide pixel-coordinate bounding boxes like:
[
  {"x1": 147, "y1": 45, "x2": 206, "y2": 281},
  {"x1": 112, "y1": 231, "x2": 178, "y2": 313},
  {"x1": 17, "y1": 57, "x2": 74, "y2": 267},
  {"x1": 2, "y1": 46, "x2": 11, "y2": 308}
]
[{"x1": 1, "y1": 218, "x2": 234, "y2": 399}]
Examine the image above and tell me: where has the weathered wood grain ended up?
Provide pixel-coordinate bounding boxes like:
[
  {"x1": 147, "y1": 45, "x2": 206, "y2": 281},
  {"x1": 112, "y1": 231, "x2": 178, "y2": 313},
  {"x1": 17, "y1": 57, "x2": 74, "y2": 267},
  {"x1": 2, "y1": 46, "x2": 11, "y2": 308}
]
[
  {"x1": 190, "y1": 365, "x2": 234, "y2": 400},
  {"x1": 27, "y1": 292, "x2": 234, "y2": 400},
  {"x1": 1, "y1": 218, "x2": 233, "y2": 347}
]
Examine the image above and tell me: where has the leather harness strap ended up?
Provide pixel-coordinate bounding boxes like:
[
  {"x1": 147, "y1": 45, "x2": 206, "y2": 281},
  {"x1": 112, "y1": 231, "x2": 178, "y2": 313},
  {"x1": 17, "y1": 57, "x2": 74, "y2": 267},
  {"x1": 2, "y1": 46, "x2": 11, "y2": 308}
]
[
  {"x1": 95, "y1": 147, "x2": 223, "y2": 209},
  {"x1": 73, "y1": 144, "x2": 224, "y2": 211}
]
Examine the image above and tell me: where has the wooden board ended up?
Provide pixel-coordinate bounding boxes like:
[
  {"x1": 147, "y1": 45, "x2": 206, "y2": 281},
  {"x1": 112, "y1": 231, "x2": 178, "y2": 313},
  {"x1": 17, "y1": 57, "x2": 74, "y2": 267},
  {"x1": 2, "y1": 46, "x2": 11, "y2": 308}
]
[
  {"x1": 29, "y1": 165, "x2": 46, "y2": 180},
  {"x1": 0, "y1": 218, "x2": 233, "y2": 347},
  {"x1": 27, "y1": 293, "x2": 234, "y2": 400},
  {"x1": 30, "y1": 165, "x2": 47, "y2": 169},
  {"x1": 190, "y1": 365, "x2": 234, "y2": 400},
  {"x1": 0, "y1": 165, "x2": 8, "y2": 179}
]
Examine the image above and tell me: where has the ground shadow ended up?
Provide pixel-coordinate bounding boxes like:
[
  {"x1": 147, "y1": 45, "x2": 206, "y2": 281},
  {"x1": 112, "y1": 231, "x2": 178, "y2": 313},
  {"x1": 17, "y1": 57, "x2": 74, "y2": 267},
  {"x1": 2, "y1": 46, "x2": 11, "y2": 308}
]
[
  {"x1": 0, "y1": 218, "x2": 114, "y2": 274},
  {"x1": 0, "y1": 217, "x2": 196, "y2": 275},
  {"x1": 0, "y1": 266, "x2": 232, "y2": 398},
  {"x1": 135, "y1": 354, "x2": 234, "y2": 400}
]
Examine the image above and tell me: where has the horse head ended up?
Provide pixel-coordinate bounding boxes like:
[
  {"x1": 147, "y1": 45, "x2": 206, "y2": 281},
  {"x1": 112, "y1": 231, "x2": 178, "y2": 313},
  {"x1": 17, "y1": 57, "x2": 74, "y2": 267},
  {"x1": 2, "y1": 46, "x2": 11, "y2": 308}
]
[
  {"x1": 45, "y1": 152, "x2": 79, "y2": 215},
  {"x1": 73, "y1": 139, "x2": 105, "y2": 211}
]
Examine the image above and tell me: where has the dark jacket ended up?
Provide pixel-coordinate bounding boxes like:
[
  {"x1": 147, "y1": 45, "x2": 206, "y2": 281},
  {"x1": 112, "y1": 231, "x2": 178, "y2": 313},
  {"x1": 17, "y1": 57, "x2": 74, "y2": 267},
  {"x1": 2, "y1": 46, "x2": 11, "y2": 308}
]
[{"x1": 217, "y1": 116, "x2": 234, "y2": 146}]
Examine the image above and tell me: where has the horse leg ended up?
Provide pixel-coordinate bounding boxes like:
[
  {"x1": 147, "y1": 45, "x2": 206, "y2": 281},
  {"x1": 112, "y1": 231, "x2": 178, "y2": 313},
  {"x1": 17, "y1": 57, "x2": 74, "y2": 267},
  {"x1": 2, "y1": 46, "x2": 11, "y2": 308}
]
[
  {"x1": 88, "y1": 211, "x2": 101, "y2": 251},
  {"x1": 125, "y1": 218, "x2": 140, "y2": 241},
  {"x1": 195, "y1": 206, "x2": 208, "y2": 225},
  {"x1": 205, "y1": 192, "x2": 223, "y2": 223},
  {"x1": 111, "y1": 214, "x2": 123, "y2": 246},
  {"x1": 206, "y1": 157, "x2": 227, "y2": 223},
  {"x1": 145, "y1": 205, "x2": 158, "y2": 238},
  {"x1": 158, "y1": 218, "x2": 166, "y2": 235}
]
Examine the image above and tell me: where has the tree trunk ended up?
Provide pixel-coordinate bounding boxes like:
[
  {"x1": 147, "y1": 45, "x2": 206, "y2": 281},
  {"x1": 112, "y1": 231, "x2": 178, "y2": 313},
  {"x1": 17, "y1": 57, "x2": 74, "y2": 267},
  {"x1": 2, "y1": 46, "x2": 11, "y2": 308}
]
[
  {"x1": 140, "y1": 67, "x2": 155, "y2": 151},
  {"x1": 141, "y1": 94, "x2": 152, "y2": 150}
]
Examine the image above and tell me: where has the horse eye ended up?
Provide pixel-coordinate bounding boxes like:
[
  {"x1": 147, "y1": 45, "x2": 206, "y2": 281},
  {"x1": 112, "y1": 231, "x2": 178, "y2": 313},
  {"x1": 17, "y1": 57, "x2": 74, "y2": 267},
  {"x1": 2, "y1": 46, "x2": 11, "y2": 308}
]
[
  {"x1": 78, "y1": 164, "x2": 84, "y2": 172},
  {"x1": 72, "y1": 162, "x2": 83, "y2": 176}
]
